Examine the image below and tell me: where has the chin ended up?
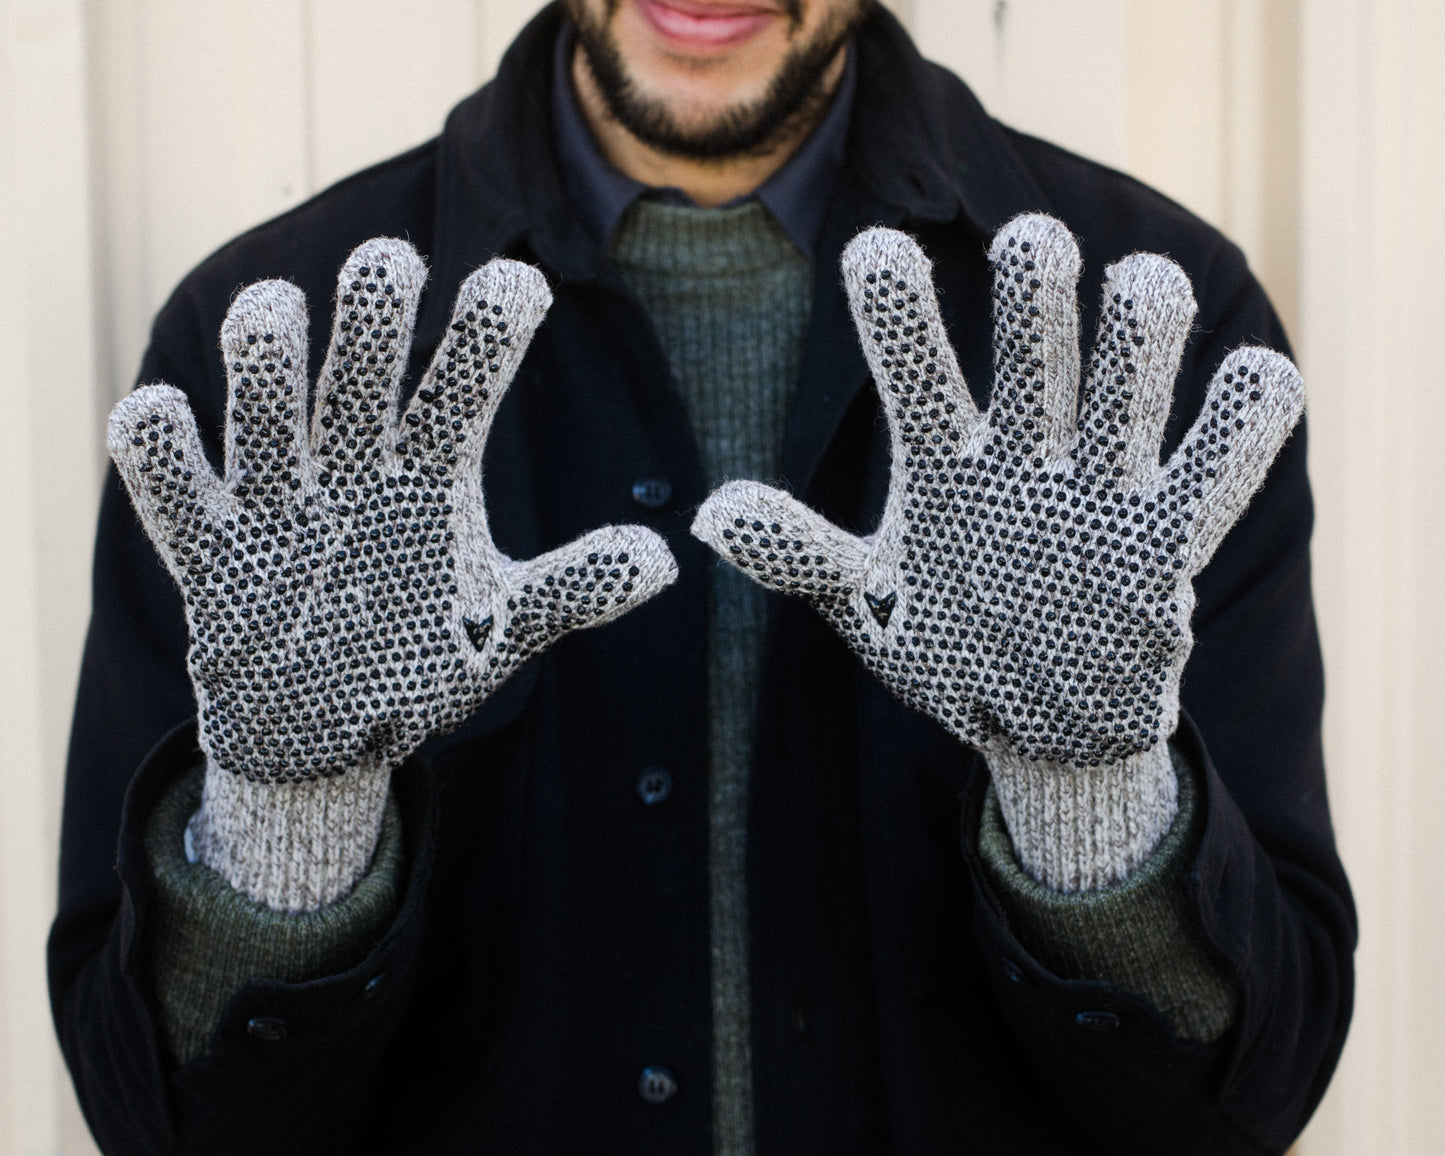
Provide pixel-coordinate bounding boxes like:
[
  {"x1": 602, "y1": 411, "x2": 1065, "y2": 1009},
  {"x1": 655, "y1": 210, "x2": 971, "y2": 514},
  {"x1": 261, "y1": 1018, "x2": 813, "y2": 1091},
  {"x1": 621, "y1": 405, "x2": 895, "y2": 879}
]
[{"x1": 571, "y1": 0, "x2": 861, "y2": 160}]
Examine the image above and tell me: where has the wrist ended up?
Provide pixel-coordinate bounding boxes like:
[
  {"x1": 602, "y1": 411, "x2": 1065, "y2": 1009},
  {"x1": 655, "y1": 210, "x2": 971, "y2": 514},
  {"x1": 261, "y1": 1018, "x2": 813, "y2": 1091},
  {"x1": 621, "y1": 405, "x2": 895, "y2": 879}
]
[
  {"x1": 188, "y1": 755, "x2": 393, "y2": 912},
  {"x1": 983, "y1": 735, "x2": 1178, "y2": 892}
]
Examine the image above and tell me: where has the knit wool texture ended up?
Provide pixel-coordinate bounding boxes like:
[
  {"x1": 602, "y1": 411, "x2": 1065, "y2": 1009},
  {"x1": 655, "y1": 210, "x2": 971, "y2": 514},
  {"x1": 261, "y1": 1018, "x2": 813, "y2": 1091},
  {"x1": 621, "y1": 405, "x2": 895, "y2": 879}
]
[
  {"x1": 984, "y1": 737, "x2": 1177, "y2": 892},
  {"x1": 188, "y1": 757, "x2": 391, "y2": 914},
  {"x1": 611, "y1": 199, "x2": 811, "y2": 1156},
  {"x1": 146, "y1": 765, "x2": 405, "y2": 1063},
  {"x1": 693, "y1": 215, "x2": 1305, "y2": 892},
  {"x1": 108, "y1": 238, "x2": 678, "y2": 912}
]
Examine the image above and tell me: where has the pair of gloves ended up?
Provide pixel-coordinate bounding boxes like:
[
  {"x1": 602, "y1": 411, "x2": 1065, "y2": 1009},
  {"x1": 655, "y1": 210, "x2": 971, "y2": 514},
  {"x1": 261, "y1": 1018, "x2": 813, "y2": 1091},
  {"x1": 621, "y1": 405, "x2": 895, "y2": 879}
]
[{"x1": 109, "y1": 215, "x2": 1303, "y2": 914}]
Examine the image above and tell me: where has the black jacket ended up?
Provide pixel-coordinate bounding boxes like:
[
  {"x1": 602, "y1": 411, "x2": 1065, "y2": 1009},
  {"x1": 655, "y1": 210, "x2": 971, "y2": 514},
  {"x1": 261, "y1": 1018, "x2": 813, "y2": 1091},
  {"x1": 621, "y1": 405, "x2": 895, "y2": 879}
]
[{"x1": 51, "y1": 6, "x2": 1354, "y2": 1154}]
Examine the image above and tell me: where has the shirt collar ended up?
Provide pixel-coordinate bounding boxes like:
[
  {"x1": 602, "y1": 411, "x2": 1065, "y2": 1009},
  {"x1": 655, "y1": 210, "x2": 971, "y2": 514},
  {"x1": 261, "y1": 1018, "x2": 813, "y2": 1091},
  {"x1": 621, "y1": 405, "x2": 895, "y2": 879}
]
[{"x1": 550, "y1": 19, "x2": 857, "y2": 261}]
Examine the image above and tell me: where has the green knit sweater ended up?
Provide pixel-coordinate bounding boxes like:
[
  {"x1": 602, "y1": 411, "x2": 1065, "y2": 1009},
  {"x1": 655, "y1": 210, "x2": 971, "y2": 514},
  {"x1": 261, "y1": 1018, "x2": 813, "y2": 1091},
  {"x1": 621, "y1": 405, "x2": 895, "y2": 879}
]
[{"x1": 610, "y1": 199, "x2": 811, "y2": 1155}]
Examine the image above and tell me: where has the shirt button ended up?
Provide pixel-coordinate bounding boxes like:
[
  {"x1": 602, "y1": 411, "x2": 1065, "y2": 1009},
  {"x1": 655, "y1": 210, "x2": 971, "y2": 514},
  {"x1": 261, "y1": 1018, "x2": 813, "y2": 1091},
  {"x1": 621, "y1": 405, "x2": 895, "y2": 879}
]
[
  {"x1": 246, "y1": 1015, "x2": 289, "y2": 1042},
  {"x1": 637, "y1": 767, "x2": 674, "y2": 805},
  {"x1": 638, "y1": 1066, "x2": 678, "y2": 1104},
  {"x1": 631, "y1": 477, "x2": 673, "y2": 509}
]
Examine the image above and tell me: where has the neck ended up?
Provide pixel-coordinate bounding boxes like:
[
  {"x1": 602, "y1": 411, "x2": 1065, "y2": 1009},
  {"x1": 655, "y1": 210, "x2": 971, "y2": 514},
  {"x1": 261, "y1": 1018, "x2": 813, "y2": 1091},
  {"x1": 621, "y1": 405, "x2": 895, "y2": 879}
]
[{"x1": 570, "y1": 46, "x2": 847, "y2": 208}]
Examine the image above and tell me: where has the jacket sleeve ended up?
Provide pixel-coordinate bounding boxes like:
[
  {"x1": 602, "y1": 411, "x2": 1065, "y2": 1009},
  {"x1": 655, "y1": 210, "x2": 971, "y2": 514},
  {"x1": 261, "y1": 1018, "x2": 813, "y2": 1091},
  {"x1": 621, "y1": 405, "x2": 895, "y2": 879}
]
[
  {"x1": 957, "y1": 240, "x2": 1356, "y2": 1155},
  {"x1": 47, "y1": 282, "x2": 440, "y2": 1156},
  {"x1": 976, "y1": 744, "x2": 1238, "y2": 1044},
  {"x1": 144, "y1": 763, "x2": 406, "y2": 1066}
]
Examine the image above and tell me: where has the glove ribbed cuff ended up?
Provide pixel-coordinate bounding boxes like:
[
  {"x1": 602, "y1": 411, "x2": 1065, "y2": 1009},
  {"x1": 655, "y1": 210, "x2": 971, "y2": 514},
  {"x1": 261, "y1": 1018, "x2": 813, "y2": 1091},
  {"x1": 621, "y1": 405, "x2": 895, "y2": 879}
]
[
  {"x1": 984, "y1": 737, "x2": 1179, "y2": 893},
  {"x1": 187, "y1": 757, "x2": 392, "y2": 913}
]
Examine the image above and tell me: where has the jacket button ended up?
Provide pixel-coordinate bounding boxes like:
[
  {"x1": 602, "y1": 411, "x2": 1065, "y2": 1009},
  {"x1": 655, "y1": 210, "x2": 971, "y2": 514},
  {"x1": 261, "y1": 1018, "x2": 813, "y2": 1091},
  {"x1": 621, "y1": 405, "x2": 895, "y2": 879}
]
[
  {"x1": 246, "y1": 1015, "x2": 289, "y2": 1042},
  {"x1": 637, "y1": 767, "x2": 674, "y2": 805},
  {"x1": 638, "y1": 1066, "x2": 678, "y2": 1104},
  {"x1": 1075, "y1": 1010, "x2": 1120, "y2": 1031},
  {"x1": 357, "y1": 972, "x2": 386, "y2": 1000},
  {"x1": 1001, "y1": 958, "x2": 1023, "y2": 984},
  {"x1": 631, "y1": 477, "x2": 672, "y2": 509}
]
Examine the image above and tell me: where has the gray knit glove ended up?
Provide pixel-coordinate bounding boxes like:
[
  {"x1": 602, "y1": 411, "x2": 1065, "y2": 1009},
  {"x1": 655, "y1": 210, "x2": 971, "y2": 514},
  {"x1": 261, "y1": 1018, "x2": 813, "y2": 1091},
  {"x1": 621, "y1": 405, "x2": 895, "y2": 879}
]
[
  {"x1": 692, "y1": 215, "x2": 1303, "y2": 891},
  {"x1": 109, "y1": 238, "x2": 678, "y2": 911}
]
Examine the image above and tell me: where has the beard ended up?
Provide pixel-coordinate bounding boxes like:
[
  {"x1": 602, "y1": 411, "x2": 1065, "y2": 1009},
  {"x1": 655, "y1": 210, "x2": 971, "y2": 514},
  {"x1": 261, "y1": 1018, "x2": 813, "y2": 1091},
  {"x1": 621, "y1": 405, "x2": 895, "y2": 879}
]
[{"x1": 564, "y1": 0, "x2": 872, "y2": 160}]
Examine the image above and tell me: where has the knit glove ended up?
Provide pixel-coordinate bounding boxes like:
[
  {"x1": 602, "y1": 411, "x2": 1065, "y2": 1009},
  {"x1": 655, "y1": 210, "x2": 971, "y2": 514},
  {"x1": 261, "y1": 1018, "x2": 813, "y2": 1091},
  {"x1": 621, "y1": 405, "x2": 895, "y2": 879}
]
[
  {"x1": 692, "y1": 215, "x2": 1303, "y2": 891},
  {"x1": 109, "y1": 238, "x2": 678, "y2": 911}
]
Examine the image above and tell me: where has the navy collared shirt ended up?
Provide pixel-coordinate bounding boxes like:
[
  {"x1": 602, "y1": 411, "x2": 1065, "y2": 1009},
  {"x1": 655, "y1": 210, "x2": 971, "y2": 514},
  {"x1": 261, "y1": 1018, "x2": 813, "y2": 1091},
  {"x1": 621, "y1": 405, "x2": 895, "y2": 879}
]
[{"x1": 550, "y1": 20, "x2": 857, "y2": 260}]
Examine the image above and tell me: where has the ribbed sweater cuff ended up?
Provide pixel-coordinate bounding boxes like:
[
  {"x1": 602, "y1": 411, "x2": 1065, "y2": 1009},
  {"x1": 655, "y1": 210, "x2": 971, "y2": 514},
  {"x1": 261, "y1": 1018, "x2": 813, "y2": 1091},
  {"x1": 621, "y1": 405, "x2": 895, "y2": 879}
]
[
  {"x1": 145, "y1": 765, "x2": 405, "y2": 1064},
  {"x1": 978, "y1": 746, "x2": 1236, "y2": 1042}
]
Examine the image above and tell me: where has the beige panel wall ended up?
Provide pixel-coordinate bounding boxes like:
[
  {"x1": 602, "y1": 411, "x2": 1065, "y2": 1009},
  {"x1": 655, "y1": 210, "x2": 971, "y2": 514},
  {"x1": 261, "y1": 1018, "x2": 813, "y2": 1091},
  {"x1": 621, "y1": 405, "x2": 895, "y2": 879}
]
[
  {"x1": 1, "y1": 4, "x2": 103, "y2": 1153},
  {"x1": 1294, "y1": 0, "x2": 1445, "y2": 1151},
  {"x1": 912, "y1": 0, "x2": 1302, "y2": 336},
  {"x1": 87, "y1": 0, "x2": 542, "y2": 415},
  {"x1": 2, "y1": 1, "x2": 1441, "y2": 1151}
]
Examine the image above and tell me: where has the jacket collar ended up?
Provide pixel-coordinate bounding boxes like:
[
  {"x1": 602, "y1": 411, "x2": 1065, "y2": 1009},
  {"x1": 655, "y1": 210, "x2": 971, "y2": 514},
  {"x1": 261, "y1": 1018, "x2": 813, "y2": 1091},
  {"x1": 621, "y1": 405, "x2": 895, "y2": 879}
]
[{"x1": 843, "y1": 7, "x2": 1055, "y2": 237}]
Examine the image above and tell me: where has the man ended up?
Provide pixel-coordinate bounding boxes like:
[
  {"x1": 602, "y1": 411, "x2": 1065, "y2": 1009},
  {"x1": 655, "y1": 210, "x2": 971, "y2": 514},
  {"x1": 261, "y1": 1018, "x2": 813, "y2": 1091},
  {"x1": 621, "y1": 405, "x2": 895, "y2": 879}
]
[{"x1": 50, "y1": 1, "x2": 1355, "y2": 1153}]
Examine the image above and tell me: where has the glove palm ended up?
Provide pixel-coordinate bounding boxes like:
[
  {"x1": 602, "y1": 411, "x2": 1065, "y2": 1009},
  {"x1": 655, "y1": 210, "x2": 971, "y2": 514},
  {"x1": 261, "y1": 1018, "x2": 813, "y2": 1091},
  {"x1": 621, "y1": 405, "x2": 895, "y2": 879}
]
[
  {"x1": 111, "y1": 239, "x2": 677, "y2": 908},
  {"x1": 692, "y1": 215, "x2": 1303, "y2": 889}
]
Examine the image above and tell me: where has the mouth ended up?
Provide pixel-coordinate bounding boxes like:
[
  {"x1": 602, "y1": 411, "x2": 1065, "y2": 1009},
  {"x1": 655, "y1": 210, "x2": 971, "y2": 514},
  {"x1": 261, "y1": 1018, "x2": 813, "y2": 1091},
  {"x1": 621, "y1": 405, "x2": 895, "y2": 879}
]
[{"x1": 633, "y1": 0, "x2": 784, "y2": 50}]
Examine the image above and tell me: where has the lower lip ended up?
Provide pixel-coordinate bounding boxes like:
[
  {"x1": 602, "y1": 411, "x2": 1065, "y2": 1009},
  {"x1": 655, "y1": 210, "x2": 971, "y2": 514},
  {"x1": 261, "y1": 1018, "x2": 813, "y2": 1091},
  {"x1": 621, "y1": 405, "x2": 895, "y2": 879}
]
[{"x1": 634, "y1": 0, "x2": 777, "y2": 50}]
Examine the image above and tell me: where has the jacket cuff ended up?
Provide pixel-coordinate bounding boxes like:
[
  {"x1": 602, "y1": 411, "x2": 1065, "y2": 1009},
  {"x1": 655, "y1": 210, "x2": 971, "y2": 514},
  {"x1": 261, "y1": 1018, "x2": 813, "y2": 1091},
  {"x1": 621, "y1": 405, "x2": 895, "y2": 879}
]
[
  {"x1": 115, "y1": 720, "x2": 438, "y2": 1098},
  {"x1": 145, "y1": 761, "x2": 405, "y2": 1063},
  {"x1": 977, "y1": 743, "x2": 1236, "y2": 1042}
]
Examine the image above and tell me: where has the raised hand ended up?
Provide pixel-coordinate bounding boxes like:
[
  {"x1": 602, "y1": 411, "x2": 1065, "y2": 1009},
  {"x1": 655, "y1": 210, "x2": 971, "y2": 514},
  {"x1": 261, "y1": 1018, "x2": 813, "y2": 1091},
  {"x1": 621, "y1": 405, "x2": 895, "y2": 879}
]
[
  {"x1": 692, "y1": 216, "x2": 1303, "y2": 888},
  {"x1": 109, "y1": 239, "x2": 678, "y2": 908}
]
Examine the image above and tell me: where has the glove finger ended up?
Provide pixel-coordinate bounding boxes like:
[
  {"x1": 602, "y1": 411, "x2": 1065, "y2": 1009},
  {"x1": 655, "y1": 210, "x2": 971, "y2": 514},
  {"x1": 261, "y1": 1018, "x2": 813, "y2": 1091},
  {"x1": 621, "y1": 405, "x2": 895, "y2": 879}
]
[
  {"x1": 1157, "y1": 347, "x2": 1304, "y2": 574},
  {"x1": 311, "y1": 238, "x2": 428, "y2": 483},
  {"x1": 1075, "y1": 253, "x2": 1196, "y2": 488},
  {"x1": 107, "y1": 384, "x2": 229, "y2": 572},
  {"x1": 487, "y1": 525, "x2": 678, "y2": 665},
  {"x1": 841, "y1": 227, "x2": 982, "y2": 452},
  {"x1": 691, "y1": 480, "x2": 868, "y2": 600},
  {"x1": 219, "y1": 280, "x2": 310, "y2": 511},
  {"x1": 985, "y1": 213, "x2": 1082, "y2": 461},
  {"x1": 398, "y1": 258, "x2": 552, "y2": 482}
]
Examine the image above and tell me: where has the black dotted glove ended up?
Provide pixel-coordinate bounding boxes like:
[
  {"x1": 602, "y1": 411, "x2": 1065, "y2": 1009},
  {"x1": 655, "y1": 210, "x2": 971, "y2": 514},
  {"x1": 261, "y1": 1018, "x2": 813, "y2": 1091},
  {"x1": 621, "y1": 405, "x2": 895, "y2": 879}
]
[
  {"x1": 692, "y1": 216, "x2": 1302, "y2": 890},
  {"x1": 110, "y1": 239, "x2": 678, "y2": 909}
]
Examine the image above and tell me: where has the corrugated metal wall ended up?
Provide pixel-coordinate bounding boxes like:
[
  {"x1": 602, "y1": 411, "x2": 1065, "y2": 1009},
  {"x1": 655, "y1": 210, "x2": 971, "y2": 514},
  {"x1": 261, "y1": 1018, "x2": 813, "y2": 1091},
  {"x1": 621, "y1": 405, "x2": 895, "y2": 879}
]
[{"x1": 1, "y1": 1, "x2": 1439, "y2": 1151}]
